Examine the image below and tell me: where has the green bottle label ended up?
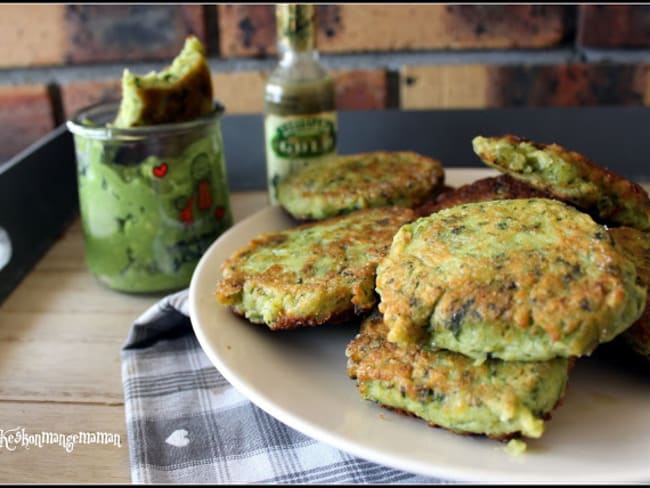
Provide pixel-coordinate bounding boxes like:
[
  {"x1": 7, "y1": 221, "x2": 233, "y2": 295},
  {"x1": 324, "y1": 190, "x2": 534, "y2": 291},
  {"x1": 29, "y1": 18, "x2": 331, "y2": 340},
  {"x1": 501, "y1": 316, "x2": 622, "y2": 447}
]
[
  {"x1": 264, "y1": 111, "x2": 338, "y2": 204},
  {"x1": 271, "y1": 117, "x2": 336, "y2": 158}
]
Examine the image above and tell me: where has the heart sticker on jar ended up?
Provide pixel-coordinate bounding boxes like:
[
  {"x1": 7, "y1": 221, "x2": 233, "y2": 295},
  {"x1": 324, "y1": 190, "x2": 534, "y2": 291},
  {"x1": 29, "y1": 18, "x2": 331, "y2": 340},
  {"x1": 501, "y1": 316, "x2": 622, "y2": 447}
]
[{"x1": 153, "y1": 162, "x2": 169, "y2": 178}]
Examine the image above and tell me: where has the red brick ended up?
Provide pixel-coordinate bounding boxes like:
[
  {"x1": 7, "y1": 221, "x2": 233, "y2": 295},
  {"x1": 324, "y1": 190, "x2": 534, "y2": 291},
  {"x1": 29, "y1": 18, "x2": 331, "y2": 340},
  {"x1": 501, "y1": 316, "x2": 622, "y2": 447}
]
[
  {"x1": 322, "y1": 5, "x2": 570, "y2": 52},
  {"x1": 333, "y1": 70, "x2": 387, "y2": 110},
  {"x1": 0, "y1": 85, "x2": 55, "y2": 161},
  {"x1": 0, "y1": 5, "x2": 67, "y2": 67},
  {"x1": 490, "y1": 64, "x2": 646, "y2": 107},
  {"x1": 218, "y1": 5, "x2": 570, "y2": 58},
  {"x1": 400, "y1": 64, "x2": 647, "y2": 110},
  {"x1": 60, "y1": 80, "x2": 122, "y2": 120},
  {"x1": 211, "y1": 69, "x2": 387, "y2": 114},
  {"x1": 400, "y1": 66, "x2": 492, "y2": 109},
  {"x1": 578, "y1": 5, "x2": 650, "y2": 48},
  {"x1": 211, "y1": 71, "x2": 267, "y2": 114},
  {"x1": 217, "y1": 5, "x2": 276, "y2": 58},
  {"x1": 63, "y1": 5, "x2": 206, "y2": 64}
]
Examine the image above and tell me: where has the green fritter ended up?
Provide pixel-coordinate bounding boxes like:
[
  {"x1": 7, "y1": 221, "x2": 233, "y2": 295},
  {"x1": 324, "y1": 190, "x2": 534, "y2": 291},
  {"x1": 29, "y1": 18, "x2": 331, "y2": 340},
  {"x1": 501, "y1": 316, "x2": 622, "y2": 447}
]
[
  {"x1": 276, "y1": 151, "x2": 445, "y2": 221},
  {"x1": 376, "y1": 198, "x2": 647, "y2": 362},
  {"x1": 472, "y1": 135, "x2": 650, "y2": 231},
  {"x1": 346, "y1": 311, "x2": 571, "y2": 440},
  {"x1": 215, "y1": 206, "x2": 416, "y2": 330},
  {"x1": 113, "y1": 35, "x2": 213, "y2": 128},
  {"x1": 609, "y1": 226, "x2": 650, "y2": 360}
]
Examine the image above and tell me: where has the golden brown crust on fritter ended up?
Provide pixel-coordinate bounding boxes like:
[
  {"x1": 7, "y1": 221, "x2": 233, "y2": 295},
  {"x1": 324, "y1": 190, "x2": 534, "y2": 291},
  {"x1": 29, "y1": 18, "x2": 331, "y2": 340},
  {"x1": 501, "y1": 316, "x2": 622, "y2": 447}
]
[
  {"x1": 114, "y1": 36, "x2": 213, "y2": 127},
  {"x1": 215, "y1": 206, "x2": 416, "y2": 330},
  {"x1": 473, "y1": 134, "x2": 650, "y2": 231},
  {"x1": 133, "y1": 64, "x2": 213, "y2": 126},
  {"x1": 609, "y1": 226, "x2": 650, "y2": 360},
  {"x1": 346, "y1": 311, "x2": 571, "y2": 440},
  {"x1": 415, "y1": 174, "x2": 552, "y2": 217},
  {"x1": 609, "y1": 227, "x2": 650, "y2": 281}
]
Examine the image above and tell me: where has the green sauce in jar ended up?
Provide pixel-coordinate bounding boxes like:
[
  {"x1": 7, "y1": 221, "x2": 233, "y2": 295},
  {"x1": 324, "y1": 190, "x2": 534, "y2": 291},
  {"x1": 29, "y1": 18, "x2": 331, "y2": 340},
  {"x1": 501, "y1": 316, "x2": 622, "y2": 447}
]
[{"x1": 68, "y1": 102, "x2": 233, "y2": 293}]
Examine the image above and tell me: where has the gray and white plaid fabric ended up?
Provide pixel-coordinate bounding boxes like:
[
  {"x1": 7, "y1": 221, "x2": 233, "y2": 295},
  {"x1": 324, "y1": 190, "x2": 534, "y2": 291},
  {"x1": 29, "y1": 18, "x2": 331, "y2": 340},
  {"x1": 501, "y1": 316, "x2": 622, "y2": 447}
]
[{"x1": 121, "y1": 289, "x2": 448, "y2": 484}]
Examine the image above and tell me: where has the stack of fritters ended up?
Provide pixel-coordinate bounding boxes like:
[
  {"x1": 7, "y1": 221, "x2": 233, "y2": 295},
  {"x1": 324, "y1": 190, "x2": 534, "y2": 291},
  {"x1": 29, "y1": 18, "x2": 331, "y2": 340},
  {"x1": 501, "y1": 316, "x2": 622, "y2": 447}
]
[
  {"x1": 347, "y1": 136, "x2": 649, "y2": 441},
  {"x1": 215, "y1": 139, "x2": 650, "y2": 444},
  {"x1": 348, "y1": 198, "x2": 645, "y2": 440}
]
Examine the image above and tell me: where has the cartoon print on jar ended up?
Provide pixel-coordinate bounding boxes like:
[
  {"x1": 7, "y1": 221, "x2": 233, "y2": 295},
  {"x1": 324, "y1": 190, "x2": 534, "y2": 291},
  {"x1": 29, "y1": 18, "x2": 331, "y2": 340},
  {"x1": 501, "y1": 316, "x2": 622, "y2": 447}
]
[
  {"x1": 168, "y1": 152, "x2": 230, "y2": 227},
  {"x1": 192, "y1": 153, "x2": 214, "y2": 213}
]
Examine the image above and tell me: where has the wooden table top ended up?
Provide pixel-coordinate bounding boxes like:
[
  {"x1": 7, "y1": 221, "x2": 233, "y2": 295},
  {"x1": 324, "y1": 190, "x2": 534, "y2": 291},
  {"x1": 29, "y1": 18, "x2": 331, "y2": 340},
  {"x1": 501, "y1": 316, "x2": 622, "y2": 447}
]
[{"x1": 0, "y1": 191, "x2": 268, "y2": 483}]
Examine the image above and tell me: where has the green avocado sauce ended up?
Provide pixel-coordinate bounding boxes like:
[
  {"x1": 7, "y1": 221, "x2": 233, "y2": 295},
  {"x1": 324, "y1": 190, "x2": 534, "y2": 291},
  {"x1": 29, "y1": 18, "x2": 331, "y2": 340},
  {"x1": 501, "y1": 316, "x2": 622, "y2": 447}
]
[{"x1": 74, "y1": 125, "x2": 232, "y2": 293}]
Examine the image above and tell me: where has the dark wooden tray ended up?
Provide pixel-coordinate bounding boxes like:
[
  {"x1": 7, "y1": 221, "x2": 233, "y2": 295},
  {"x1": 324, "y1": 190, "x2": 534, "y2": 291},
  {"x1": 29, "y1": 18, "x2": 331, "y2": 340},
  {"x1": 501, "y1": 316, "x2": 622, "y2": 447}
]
[{"x1": 0, "y1": 125, "x2": 77, "y2": 303}]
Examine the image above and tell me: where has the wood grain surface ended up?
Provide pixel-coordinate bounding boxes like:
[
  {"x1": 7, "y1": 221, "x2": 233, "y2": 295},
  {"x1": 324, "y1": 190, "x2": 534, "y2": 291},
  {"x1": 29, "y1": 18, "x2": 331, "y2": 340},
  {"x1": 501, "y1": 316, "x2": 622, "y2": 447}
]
[{"x1": 0, "y1": 191, "x2": 267, "y2": 483}]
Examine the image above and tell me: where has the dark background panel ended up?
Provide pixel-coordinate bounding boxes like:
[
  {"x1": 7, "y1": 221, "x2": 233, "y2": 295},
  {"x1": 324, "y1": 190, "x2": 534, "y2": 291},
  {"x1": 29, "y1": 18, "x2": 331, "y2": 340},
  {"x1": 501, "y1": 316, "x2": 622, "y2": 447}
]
[{"x1": 221, "y1": 107, "x2": 650, "y2": 190}]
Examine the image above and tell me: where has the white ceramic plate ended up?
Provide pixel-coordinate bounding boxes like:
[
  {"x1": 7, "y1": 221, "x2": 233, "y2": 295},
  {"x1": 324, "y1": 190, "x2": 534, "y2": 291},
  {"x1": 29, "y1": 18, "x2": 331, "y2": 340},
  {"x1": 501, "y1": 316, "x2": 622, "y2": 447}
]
[{"x1": 189, "y1": 168, "x2": 650, "y2": 483}]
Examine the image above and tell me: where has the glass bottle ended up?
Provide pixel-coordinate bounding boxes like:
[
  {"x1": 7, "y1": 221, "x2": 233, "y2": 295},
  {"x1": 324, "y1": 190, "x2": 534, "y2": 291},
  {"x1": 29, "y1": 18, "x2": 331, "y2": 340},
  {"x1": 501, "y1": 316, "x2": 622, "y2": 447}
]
[{"x1": 264, "y1": 3, "x2": 338, "y2": 204}]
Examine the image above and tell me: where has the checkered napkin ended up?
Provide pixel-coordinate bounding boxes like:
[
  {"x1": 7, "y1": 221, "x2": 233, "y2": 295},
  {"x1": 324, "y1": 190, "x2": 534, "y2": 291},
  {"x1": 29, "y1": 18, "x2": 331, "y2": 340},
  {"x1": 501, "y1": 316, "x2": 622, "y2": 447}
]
[{"x1": 120, "y1": 289, "x2": 448, "y2": 484}]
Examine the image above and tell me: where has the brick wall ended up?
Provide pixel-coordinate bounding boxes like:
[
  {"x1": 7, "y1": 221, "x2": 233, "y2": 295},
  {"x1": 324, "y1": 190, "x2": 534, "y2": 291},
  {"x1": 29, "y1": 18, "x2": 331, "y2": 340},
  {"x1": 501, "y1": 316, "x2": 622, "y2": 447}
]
[{"x1": 1, "y1": 4, "x2": 649, "y2": 162}]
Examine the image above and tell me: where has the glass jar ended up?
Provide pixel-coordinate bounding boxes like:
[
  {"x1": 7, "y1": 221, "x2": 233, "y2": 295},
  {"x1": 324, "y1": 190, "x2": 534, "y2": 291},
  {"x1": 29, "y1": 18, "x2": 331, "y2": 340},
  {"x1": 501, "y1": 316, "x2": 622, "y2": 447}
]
[{"x1": 66, "y1": 101, "x2": 233, "y2": 293}]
